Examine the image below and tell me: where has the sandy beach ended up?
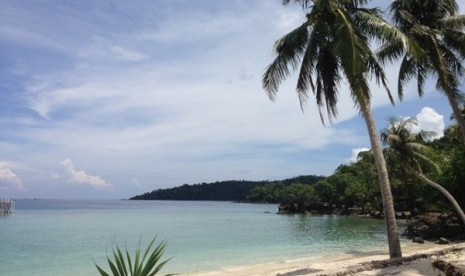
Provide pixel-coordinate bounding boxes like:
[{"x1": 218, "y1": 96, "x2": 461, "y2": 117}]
[{"x1": 185, "y1": 242, "x2": 465, "y2": 276}]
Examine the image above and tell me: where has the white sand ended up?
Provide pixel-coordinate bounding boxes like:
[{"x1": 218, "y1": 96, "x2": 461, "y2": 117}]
[{"x1": 184, "y1": 242, "x2": 465, "y2": 276}]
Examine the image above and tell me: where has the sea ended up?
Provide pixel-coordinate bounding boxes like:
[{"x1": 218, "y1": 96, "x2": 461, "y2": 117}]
[{"x1": 0, "y1": 199, "x2": 391, "y2": 276}]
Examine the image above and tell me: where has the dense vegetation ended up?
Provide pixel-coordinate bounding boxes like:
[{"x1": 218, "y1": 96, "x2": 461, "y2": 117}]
[
  {"x1": 247, "y1": 121, "x2": 465, "y2": 216},
  {"x1": 130, "y1": 175, "x2": 324, "y2": 201}
]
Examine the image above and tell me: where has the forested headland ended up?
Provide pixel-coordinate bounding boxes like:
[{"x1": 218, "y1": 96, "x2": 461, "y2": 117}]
[{"x1": 130, "y1": 175, "x2": 325, "y2": 201}]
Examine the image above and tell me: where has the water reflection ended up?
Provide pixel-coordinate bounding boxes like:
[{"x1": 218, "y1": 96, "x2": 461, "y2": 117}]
[{"x1": 283, "y1": 214, "x2": 387, "y2": 250}]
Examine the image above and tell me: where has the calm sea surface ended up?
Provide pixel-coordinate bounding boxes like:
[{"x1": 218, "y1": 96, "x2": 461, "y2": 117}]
[{"x1": 0, "y1": 199, "x2": 390, "y2": 275}]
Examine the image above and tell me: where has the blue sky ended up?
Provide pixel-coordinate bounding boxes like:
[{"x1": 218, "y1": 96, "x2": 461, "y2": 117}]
[{"x1": 0, "y1": 0, "x2": 463, "y2": 199}]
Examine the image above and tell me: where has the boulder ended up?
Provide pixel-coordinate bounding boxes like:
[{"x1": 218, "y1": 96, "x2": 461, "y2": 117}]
[
  {"x1": 437, "y1": 237, "x2": 451, "y2": 244},
  {"x1": 412, "y1": 237, "x2": 424, "y2": 244},
  {"x1": 395, "y1": 211, "x2": 411, "y2": 219},
  {"x1": 404, "y1": 212, "x2": 465, "y2": 241}
]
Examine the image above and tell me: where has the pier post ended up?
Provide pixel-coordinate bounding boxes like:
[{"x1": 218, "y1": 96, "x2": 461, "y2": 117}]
[{"x1": 0, "y1": 199, "x2": 15, "y2": 215}]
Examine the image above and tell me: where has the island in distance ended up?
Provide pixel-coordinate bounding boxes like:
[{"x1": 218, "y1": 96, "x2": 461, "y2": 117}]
[{"x1": 130, "y1": 175, "x2": 324, "y2": 202}]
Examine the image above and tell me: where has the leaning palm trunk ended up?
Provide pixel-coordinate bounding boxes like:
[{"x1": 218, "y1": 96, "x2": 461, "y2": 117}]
[
  {"x1": 415, "y1": 173, "x2": 465, "y2": 225},
  {"x1": 360, "y1": 96, "x2": 402, "y2": 258},
  {"x1": 446, "y1": 92, "x2": 465, "y2": 143}
]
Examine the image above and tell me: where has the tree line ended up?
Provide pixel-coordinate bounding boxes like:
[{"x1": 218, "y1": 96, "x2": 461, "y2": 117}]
[
  {"x1": 249, "y1": 119, "x2": 465, "y2": 215},
  {"x1": 130, "y1": 175, "x2": 325, "y2": 201}
]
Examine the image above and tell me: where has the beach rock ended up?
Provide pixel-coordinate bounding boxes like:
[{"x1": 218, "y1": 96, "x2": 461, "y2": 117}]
[
  {"x1": 412, "y1": 237, "x2": 424, "y2": 244},
  {"x1": 404, "y1": 212, "x2": 465, "y2": 241},
  {"x1": 278, "y1": 202, "x2": 335, "y2": 215},
  {"x1": 370, "y1": 211, "x2": 384, "y2": 219},
  {"x1": 395, "y1": 211, "x2": 411, "y2": 219},
  {"x1": 437, "y1": 237, "x2": 451, "y2": 244}
]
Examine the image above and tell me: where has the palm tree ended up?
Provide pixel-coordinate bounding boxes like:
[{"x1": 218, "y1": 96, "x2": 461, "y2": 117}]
[
  {"x1": 381, "y1": 118, "x2": 465, "y2": 224},
  {"x1": 263, "y1": 0, "x2": 404, "y2": 258},
  {"x1": 379, "y1": 0, "x2": 465, "y2": 142}
]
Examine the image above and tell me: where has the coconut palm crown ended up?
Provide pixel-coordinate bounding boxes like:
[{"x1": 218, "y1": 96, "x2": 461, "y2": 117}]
[
  {"x1": 263, "y1": 0, "x2": 405, "y2": 258},
  {"x1": 381, "y1": 117, "x2": 465, "y2": 224},
  {"x1": 379, "y1": 0, "x2": 465, "y2": 141},
  {"x1": 381, "y1": 118, "x2": 439, "y2": 175}
]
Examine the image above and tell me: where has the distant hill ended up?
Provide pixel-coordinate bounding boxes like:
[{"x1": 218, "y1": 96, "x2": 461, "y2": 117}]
[{"x1": 130, "y1": 175, "x2": 325, "y2": 201}]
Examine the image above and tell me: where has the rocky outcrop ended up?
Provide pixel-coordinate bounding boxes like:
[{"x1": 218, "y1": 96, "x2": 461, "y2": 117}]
[
  {"x1": 277, "y1": 202, "x2": 412, "y2": 219},
  {"x1": 277, "y1": 202, "x2": 333, "y2": 214},
  {"x1": 277, "y1": 202, "x2": 357, "y2": 215},
  {"x1": 404, "y1": 212, "x2": 465, "y2": 242}
]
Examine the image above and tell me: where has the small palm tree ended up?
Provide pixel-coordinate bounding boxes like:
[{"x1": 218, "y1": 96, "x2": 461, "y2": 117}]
[
  {"x1": 381, "y1": 118, "x2": 465, "y2": 225},
  {"x1": 263, "y1": 0, "x2": 404, "y2": 258},
  {"x1": 95, "y1": 238, "x2": 174, "y2": 276},
  {"x1": 379, "y1": 0, "x2": 465, "y2": 142}
]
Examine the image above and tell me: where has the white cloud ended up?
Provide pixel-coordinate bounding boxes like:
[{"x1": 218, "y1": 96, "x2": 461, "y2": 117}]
[
  {"x1": 60, "y1": 159, "x2": 113, "y2": 191},
  {"x1": 346, "y1": 147, "x2": 370, "y2": 164},
  {"x1": 413, "y1": 107, "x2": 445, "y2": 140},
  {"x1": 0, "y1": 161, "x2": 25, "y2": 190}
]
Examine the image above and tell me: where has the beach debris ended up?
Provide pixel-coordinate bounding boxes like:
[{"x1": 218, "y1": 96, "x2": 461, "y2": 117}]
[
  {"x1": 277, "y1": 268, "x2": 323, "y2": 276},
  {"x1": 433, "y1": 260, "x2": 465, "y2": 276},
  {"x1": 310, "y1": 246, "x2": 465, "y2": 276}
]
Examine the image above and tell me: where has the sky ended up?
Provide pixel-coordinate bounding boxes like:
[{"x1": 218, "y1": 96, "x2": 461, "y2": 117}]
[{"x1": 0, "y1": 0, "x2": 463, "y2": 199}]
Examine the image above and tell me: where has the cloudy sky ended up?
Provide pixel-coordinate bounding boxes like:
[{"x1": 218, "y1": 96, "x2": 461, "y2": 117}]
[{"x1": 0, "y1": 0, "x2": 463, "y2": 199}]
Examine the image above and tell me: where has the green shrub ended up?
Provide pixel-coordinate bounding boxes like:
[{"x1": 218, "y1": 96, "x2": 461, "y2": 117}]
[{"x1": 95, "y1": 237, "x2": 174, "y2": 276}]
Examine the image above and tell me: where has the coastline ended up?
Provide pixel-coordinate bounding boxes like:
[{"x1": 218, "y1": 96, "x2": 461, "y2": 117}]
[{"x1": 184, "y1": 242, "x2": 465, "y2": 276}]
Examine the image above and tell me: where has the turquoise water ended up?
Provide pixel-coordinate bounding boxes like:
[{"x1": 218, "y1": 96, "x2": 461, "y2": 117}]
[{"x1": 0, "y1": 200, "x2": 389, "y2": 275}]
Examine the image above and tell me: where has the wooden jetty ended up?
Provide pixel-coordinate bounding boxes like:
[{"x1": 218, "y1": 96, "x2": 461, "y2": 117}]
[{"x1": 0, "y1": 199, "x2": 15, "y2": 215}]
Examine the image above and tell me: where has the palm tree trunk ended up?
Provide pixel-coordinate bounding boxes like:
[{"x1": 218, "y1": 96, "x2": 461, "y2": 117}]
[
  {"x1": 415, "y1": 173, "x2": 465, "y2": 225},
  {"x1": 359, "y1": 96, "x2": 402, "y2": 259},
  {"x1": 445, "y1": 92, "x2": 465, "y2": 143}
]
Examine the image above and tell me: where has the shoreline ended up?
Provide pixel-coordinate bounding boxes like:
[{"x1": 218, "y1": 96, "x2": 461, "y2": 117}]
[{"x1": 184, "y1": 242, "x2": 465, "y2": 276}]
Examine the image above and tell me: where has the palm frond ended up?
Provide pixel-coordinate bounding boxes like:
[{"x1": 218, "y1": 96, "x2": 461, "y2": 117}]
[
  {"x1": 440, "y1": 45, "x2": 464, "y2": 79},
  {"x1": 316, "y1": 46, "x2": 340, "y2": 121},
  {"x1": 262, "y1": 22, "x2": 310, "y2": 98},
  {"x1": 355, "y1": 8, "x2": 408, "y2": 46},
  {"x1": 366, "y1": 54, "x2": 394, "y2": 104},
  {"x1": 416, "y1": 61, "x2": 427, "y2": 97},
  {"x1": 334, "y1": 7, "x2": 367, "y2": 75},
  {"x1": 282, "y1": 0, "x2": 313, "y2": 9},
  {"x1": 443, "y1": 31, "x2": 465, "y2": 62},
  {"x1": 296, "y1": 22, "x2": 322, "y2": 107},
  {"x1": 397, "y1": 55, "x2": 417, "y2": 100},
  {"x1": 376, "y1": 39, "x2": 405, "y2": 65},
  {"x1": 429, "y1": 36, "x2": 460, "y2": 97},
  {"x1": 439, "y1": 15, "x2": 465, "y2": 29}
]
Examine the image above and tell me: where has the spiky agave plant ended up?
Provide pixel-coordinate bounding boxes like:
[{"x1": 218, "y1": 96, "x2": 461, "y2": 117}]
[{"x1": 95, "y1": 237, "x2": 174, "y2": 276}]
